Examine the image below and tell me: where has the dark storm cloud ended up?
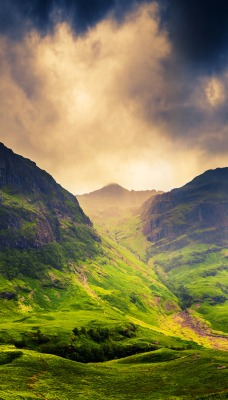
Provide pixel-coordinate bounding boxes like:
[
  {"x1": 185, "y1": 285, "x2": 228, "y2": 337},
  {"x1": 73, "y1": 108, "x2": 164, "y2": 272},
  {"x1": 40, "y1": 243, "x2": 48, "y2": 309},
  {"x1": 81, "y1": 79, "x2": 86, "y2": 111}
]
[
  {"x1": 162, "y1": 0, "x2": 228, "y2": 71},
  {"x1": 2, "y1": 0, "x2": 228, "y2": 72},
  {"x1": 0, "y1": 0, "x2": 151, "y2": 38}
]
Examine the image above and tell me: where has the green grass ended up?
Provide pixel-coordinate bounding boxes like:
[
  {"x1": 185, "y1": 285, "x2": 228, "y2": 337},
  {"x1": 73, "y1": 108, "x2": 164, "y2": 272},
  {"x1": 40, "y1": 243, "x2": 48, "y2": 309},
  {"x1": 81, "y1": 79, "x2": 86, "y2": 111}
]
[
  {"x1": 89, "y1": 207, "x2": 228, "y2": 336},
  {"x1": 0, "y1": 345, "x2": 227, "y2": 399},
  {"x1": 0, "y1": 234, "x2": 199, "y2": 364},
  {"x1": 149, "y1": 244, "x2": 228, "y2": 332}
]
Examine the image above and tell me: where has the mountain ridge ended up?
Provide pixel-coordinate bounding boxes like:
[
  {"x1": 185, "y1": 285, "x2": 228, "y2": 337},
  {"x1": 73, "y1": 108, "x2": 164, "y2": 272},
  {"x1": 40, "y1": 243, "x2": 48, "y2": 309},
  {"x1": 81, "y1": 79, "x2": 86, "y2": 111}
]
[
  {"x1": 0, "y1": 142, "x2": 100, "y2": 285},
  {"x1": 77, "y1": 183, "x2": 163, "y2": 211},
  {"x1": 0, "y1": 143, "x2": 96, "y2": 250},
  {"x1": 142, "y1": 167, "x2": 228, "y2": 249}
]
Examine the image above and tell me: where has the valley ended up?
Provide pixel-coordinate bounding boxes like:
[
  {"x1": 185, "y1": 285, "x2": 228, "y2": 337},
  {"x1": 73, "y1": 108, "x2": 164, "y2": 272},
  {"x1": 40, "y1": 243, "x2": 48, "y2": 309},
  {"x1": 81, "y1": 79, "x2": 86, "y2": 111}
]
[{"x1": 0, "y1": 143, "x2": 227, "y2": 399}]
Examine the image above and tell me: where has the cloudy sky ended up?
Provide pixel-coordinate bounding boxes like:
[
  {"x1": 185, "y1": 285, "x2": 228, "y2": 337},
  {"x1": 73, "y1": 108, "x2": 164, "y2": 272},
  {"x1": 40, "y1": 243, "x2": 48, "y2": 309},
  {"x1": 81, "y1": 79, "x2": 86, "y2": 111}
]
[{"x1": 0, "y1": 0, "x2": 228, "y2": 194}]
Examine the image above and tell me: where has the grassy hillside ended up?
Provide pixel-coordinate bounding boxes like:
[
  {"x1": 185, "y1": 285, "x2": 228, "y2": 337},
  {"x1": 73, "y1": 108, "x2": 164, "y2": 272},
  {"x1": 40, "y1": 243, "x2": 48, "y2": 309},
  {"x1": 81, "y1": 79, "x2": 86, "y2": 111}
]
[
  {"x1": 0, "y1": 143, "x2": 100, "y2": 284},
  {"x1": 75, "y1": 169, "x2": 228, "y2": 338},
  {"x1": 1, "y1": 234, "x2": 197, "y2": 362},
  {"x1": 138, "y1": 169, "x2": 228, "y2": 333},
  {"x1": 0, "y1": 345, "x2": 227, "y2": 399},
  {"x1": 149, "y1": 244, "x2": 228, "y2": 333}
]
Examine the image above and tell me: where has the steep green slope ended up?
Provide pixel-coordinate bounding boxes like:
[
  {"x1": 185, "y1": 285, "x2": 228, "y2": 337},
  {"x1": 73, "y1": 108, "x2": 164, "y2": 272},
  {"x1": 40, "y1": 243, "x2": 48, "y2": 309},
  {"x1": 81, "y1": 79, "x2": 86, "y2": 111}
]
[
  {"x1": 140, "y1": 168, "x2": 228, "y2": 332},
  {"x1": 150, "y1": 244, "x2": 228, "y2": 332},
  {"x1": 0, "y1": 142, "x2": 100, "y2": 281}
]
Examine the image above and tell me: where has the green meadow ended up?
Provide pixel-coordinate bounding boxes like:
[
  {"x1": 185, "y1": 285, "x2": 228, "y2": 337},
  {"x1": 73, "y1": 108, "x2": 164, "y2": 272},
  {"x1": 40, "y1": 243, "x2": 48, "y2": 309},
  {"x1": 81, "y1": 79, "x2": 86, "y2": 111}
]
[{"x1": 0, "y1": 345, "x2": 227, "y2": 399}]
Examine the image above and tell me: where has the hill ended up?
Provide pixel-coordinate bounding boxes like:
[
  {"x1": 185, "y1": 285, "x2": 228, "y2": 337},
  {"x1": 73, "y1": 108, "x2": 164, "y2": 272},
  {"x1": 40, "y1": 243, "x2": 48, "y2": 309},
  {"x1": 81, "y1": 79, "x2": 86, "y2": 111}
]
[
  {"x1": 139, "y1": 168, "x2": 228, "y2": 332},
  {"x1": 0, "y1": 345, "x2": 227, "y2": 399}
]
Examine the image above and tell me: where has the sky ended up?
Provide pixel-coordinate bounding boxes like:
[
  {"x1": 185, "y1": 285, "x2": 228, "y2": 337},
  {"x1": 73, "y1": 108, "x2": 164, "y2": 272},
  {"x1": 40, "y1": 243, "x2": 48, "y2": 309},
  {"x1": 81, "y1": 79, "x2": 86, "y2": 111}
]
[{"x1": 0, "y1": 0, "x2": 228, "y2": 194}]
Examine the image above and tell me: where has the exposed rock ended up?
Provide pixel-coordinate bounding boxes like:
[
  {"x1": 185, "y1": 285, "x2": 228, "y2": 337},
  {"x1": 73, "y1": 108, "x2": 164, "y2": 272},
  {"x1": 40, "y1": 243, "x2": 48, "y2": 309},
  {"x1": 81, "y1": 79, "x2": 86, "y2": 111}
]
[{"x1": 0, "y1": 291, "x2": 17, "y2": 300}]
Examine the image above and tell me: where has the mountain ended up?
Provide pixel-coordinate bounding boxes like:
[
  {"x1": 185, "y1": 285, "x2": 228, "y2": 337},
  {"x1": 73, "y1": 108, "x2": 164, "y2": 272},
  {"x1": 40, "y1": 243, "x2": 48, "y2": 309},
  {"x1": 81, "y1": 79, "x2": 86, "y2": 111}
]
[
  {"x1": 0, "y1": 143, "x2": 187, "y2": 361},
  {"x1": 140, "y1": 168, "x2": 228, "y2": 332},
  {"x1": 0, "y1": 146, "x2": 227, "y2": 399},
  {"x1": 142, "y1": 168, "x2": 228, "y2": 250},
  {"x1": 77, "y1": 183, "x2": 162, "y2": 212},
  {"x1": 77, "y1": 184, "x2": 162, "y2": 259},
  {"x1": 0, "y1": 142, "x2": 100, "y2": 279}
]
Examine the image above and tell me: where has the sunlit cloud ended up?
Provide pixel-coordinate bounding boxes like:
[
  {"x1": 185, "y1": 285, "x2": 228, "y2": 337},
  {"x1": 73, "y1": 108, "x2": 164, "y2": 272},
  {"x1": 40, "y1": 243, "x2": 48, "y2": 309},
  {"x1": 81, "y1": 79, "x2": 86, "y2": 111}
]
[
  {"x1": 0, "y1": 2, "x2": 227, "y2": 195},
  {"x1": 205, "y1": 78, "x2": 225, "y2": 107}
]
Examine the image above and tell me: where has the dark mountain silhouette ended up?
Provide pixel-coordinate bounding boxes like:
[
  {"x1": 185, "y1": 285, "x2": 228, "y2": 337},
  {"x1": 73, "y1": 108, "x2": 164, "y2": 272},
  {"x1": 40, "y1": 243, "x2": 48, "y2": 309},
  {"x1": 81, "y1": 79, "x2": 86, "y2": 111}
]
[{"x1": 142, "y1": 168, "x2": 228, "y2": 249}]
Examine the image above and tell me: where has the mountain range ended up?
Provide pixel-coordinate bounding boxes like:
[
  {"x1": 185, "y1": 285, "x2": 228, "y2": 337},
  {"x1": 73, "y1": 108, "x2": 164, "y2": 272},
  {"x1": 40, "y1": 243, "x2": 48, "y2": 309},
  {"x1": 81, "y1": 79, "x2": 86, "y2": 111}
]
[{"x1": 0, "y1": 143, "x2": 227, "y2": 399}]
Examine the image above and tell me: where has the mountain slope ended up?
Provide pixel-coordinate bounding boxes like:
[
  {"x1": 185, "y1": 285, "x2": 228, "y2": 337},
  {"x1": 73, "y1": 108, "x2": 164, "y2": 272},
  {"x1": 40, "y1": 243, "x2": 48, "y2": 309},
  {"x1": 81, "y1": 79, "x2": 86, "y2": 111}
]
[
  {"x1": 140, "y1": 168, "x2": 228, "y2": 332},
  {"x1": 77, "y1": 183, "x2": 162, "y2": 260},
  {"x1": 0, "y1": 143, "x2": 100, "y2": 279},
  {"x1": 142, "y1": 168, "x2": 228, "y2": 250}
]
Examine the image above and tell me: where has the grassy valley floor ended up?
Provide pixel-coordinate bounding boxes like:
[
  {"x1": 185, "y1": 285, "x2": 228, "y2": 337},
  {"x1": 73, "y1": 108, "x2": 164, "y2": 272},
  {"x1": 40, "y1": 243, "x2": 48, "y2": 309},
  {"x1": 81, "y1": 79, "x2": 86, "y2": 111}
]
[{"x1": 0, "y1": 345, "x2": 227, "y2": 399}]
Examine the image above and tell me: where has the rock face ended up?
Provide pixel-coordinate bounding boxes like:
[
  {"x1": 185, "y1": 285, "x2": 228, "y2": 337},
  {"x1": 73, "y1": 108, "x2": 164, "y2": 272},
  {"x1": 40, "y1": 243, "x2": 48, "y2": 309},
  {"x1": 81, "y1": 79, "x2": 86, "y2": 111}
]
[
  {"x1": 0, "y1": 143, "x2": 97, "y2": 251},
  {"x1": 142, "y1": 168, "x2": 228, "y2": 249}
]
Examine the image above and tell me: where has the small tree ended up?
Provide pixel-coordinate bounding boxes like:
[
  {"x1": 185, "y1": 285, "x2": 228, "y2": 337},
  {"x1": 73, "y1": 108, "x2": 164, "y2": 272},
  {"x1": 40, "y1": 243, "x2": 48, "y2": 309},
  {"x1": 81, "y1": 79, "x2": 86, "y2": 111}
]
[{"x1": 177, "y1": 285, "x2": 193, "y2": 310}]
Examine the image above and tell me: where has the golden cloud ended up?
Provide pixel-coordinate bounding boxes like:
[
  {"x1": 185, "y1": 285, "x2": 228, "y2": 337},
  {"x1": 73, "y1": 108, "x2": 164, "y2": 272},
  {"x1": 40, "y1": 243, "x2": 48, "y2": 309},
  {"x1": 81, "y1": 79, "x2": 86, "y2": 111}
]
[{"x1": 0, "y1": 3, "x2": 227, "y2": 194}]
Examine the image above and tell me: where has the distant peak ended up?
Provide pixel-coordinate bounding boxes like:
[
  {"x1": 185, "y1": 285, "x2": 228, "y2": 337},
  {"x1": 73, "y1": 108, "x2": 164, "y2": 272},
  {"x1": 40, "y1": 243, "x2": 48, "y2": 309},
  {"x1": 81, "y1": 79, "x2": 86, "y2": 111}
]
[
  {"x1": 103, "y1": 183, "x2": 126, "y2": 190},
  {"x1": 98, "y1": 183, "x2": 128, "y2": 195}
]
